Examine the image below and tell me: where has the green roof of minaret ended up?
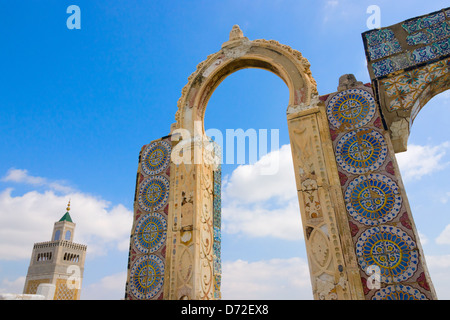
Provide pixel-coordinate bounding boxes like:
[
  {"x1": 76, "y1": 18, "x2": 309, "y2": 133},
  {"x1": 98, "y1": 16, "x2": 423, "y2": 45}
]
[{"x1": 59, "y1": 201, "x2": 73, "y2": 223}]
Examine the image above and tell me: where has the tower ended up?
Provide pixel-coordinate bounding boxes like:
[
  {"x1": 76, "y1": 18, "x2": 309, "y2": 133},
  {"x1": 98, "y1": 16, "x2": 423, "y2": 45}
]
[{"x1": 23, "y1": 201, "x2": 87, "y2": 300}]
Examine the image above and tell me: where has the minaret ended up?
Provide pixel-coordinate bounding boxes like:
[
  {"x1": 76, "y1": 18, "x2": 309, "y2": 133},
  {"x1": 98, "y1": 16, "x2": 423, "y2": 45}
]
[{"x1": 23, "y1": 201, "x2": 87, "y2": 300}]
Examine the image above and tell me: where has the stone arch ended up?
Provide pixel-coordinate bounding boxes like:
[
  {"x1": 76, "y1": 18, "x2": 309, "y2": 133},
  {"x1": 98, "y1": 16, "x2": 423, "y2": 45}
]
[
  {"x1": 377, "y1": 57, "x2": 450, "y2": 153},
  {"x1": 126, "y1": 8, "x2": 445, "y2": 301},
  {"x1": 171, "y1": 25, "x2": 318, "y2": 136},
  {"x1": 162, "y1": 26, "x2": 364, "y2": 300},
  {"x1": 362, "y1": 7, "x2": 450, "y2": 153}
]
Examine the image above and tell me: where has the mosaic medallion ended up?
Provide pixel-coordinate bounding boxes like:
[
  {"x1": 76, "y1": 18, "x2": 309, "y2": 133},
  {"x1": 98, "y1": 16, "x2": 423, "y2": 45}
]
[
  {"x1": 356, "y1": 226, "x2": 418, "y2": 283},
  {"x1": 344, "y1": 174, "x2": 402, "y2": 225},
  {"x1": 326, "y1": 88, "x2": 376, "y2": 129},
  {"x1": 133, "y1": 213, "x2": 167, "y2": 254},
  {"x1": 129, "y1": 255, "x2": 164, "y2": 299},
  {"x1": 141, "y1": 140, "x2": 171, "y2": 176},
  {"x1": 138, "y1": 176, "x2": 170, "y2": 212},
  {"x1": 336, "y1": 129, "x2": 388, "y2": 174},
  {"x1": 372, "y1": 285, "x2": 427, "y2": 300}
]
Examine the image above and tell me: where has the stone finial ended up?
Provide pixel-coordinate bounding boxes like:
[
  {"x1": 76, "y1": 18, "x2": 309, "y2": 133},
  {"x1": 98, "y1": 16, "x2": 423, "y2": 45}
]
[
  {"x1": 229, "y1": 25, "x2": 244, "y2": 41},
  {"x1": 337, "y1": 74, "x2": 363, "y2": 91}
]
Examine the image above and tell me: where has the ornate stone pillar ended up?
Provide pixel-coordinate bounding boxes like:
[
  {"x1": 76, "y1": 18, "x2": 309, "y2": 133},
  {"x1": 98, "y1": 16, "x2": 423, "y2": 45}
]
[
  {"x1": 321, "y1": 75, "x2": 437, "y2": 300},
  {"x1": 287, "y1": 96, "x2": 364, "y2": 300}
]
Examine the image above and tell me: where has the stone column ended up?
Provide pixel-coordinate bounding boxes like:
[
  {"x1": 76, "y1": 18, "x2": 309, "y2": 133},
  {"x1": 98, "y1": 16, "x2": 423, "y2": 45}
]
[{"x1": 287, "y1": 97, "x2": 365, "y2": 300}]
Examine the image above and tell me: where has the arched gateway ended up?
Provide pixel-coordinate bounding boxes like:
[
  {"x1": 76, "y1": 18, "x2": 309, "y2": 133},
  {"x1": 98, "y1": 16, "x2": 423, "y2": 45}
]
[{"x1": 125, "y1": 8, "x2": 450, "y2": 299}]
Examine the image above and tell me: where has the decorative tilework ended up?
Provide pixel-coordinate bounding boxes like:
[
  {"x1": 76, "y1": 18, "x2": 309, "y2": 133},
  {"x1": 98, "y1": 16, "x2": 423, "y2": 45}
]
[
  {"x1": 365, "y1": 29, "x2": 396, "y2": 47},
  {"x1": 344, "y1": 174, "x2": 402, "y2": 226},
  {"x1": 326, "y1": 85, "x2": 422, "y2": 299},
  {"x1": 368, "y1": 39, "x2": 402, "y2": 61},
  {"x1": 372, "y1": 35, "x2": 450, "y2": 78},
  {"x1": 212, "y1": 164, "x2": 222, "y2": 299},
  {"x1": 138, "y1": 176, "x2": 170, "y2": 212},
  {"x1": 356, "y1": 226, "x2": 418, "y2": 283},
  {"x1": 372, "y1": 285, "x2": 427, "y2": 300},
  {"x1": 380, "y1": 56, "x2": 450, "y2": 112},
  {"x1": 402, "y1": 12, "x2": 446, "y2": 34},
  {"x1": 141, "y1": 140, "x2": 171, "y2": 176},
  {"x1": 406, "y1": 31, "x2": 430, "y2": 46},
  {"x1": 335, "y1": 129, "x2": 388, "y2": 174},
  {"x1": 364, "y1": 9, "x2": 450, "y2": 79},
  {"x1": 54, "y1": 279, "x2": 77, "y2": 300},
  {"x1": 411, "y1": 42, "x2": 440, "y2": 64},
  {"x1": 327, "y1": 27, "x2": 438, "y2": 295},
  {"x1": 326, "y1": 89, "x2": 376, "y2": 129},
  {"x1": 431, "y1": 36, "x2": 450, "y2": 56},
  {"x1": 214, "y1": 275, "x2": 221, "y2": 300},
  {"x1": 126, "y1": 136, "x2": 171, "y2": 300},
  {"x1": 371, "y1": 58, "x2": 397, "y2": 78},
  {"x1": 133, "y1": 212, "x2": 167, "y2": 254},
  {"x1": 407, "y1": 21, "x2": 450, "y2": 45},
  {"x1": 129, "y1": 254, "x2": 165, "y2": 299}
]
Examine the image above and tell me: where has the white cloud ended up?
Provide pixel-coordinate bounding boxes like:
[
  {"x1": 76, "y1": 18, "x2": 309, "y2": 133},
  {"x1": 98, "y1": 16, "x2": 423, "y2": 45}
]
[
  {"x1": 321, "y1": 0, "x2": 364, "y2": 26},
  {"x1": 424, "y1": 254, "x2": 450, "y2": 299},
  {"x1": 322, "y1": 0, "x2": 339, "y2": 23},
  {"x1": 325, "y1": 0, "x2": 339, "y2": 7},
  {"x1": 0, "y1": 172, "x2": 133, "y2": 260},
  {"x1": 440, "y1": 191, "x2": 450, "y2": 204},
  {"x1": 436, "y1": 224, "x2": 450, "y2": 245},
  {"x1": 223, "y1": 144, "x2": 297, "y2": 204},
  {"x1": 221, "y1": 257, "x2": 312, "y2": 300},
  {"x1": 220, "y1": 145, "x2": 311, "y2": 299},
  {"x1": 395, "y1": 142, "x2": 450, "y2": 182},
  {"x1": 81, "y1": 271, "x2": 127, "y2": 300},
  {"x1": 418, "y1": 231, "x2": 429, "y2": 246},
  {"x1": 1, "y1": 168, "x2": 74, "y2": 194},
  {"x1": 426, "y1": 254, "x2": 450, "y2": 269},
  {"x1": 222, "y1": 198, "x2": 303, "y2": 241},
  {"x1": 439, "y1": 89, "x2": 450, "y2": 102},
  {"x1": 222, "y1": 144, "x2": 303, "y2": 241},
  {"x1": 0, "y1": 276, "x2": 25, "y2": 294}
]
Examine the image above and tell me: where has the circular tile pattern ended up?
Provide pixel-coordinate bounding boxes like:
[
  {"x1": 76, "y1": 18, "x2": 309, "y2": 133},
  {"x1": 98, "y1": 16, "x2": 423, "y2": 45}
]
[
  {"x1": 141, "y1": 140, "x2": 171, "y2": 176},
  {"x1": 138, "y1": 176, "x2": 170, "y2": 212},
  {"x1": 344, "y1": 174, "x2": 402, "y2": 225},
  {"x1": 372, "y1": 285, "x2": 427, "y2": 300},
  {"x1": 336, "y1": 129, "x2": 388, "y2": 174},
  {"x1": 129, "y1": 255, "x2": 164, "y2": 299},
  {"x1": 133, "y1": 213, "x2": 167, "y2": 254},
  {"x1": 326, "y1": 88, "x2": 376, "y2": 129},
  {"x1": 356, "y1": 226, "x2": 417, "y2": 283}
]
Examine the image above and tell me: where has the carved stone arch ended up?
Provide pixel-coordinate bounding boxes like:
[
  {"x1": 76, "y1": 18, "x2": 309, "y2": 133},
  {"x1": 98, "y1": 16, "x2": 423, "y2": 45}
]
[
  {"x1": 172, "y1": 26, "x2": 318, "y2": 136},
  {"x1": 409, "y1": 69, "x2": 450, "y2": 123},
  {"x1": 363, "y1": 7, "x2": 450, "y2": 153},
  {"x1": 375, "y1": 57, "x2": 450, "y2": 153},
  {"x1": 126, "y1": 9, "x2": 444, "y2": 301},
  {"x1": 163, "y1": 25, "x2": 364, "y2": 300}
]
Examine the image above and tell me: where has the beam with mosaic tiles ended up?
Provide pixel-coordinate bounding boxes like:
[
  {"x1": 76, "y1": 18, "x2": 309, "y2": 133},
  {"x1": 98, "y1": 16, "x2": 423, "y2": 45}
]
[{"x1": 362, "y1": 7, "x2": 450, "y2": 153}]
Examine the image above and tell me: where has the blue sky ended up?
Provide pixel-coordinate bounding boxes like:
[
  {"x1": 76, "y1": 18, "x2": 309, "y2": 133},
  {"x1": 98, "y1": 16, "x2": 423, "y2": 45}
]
[{"x1": 1, "y1": 0, "x2": 450, "y2": 300}]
